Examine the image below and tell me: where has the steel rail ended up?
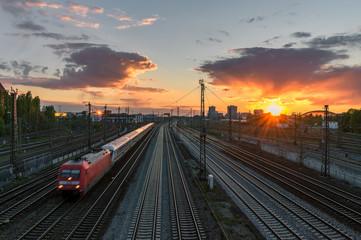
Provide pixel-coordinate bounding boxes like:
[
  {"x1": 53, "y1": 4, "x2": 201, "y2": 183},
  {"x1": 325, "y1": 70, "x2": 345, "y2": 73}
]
[
  {"x1": 64, "y1": 126, "x2": 157, "y2": 240},
  {"x1": 178, "y1": 130, "x2": 293, "y2": 239},
  {"x1": 166, "y1": 127, "x2": 204, "y2": 239}
]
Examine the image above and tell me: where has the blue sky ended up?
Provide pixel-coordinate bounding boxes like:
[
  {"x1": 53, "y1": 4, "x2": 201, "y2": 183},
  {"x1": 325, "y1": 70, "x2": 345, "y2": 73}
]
[{"x1": 1, "y1": 0, "x2": 361, "y2": 114}]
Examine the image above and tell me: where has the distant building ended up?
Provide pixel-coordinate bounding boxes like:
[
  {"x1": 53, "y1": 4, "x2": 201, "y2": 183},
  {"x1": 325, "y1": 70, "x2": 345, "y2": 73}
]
[
  {"x1": 226, "y1": 105, "x2": 237, "y2": 119},
  {"x1": 240, "y1": 112, "x2": 249, "y2": 119},
  {"x1": 107, "y1": 113, "x2": 143, "y2": 124},
  {"x1": 254, "y1": 109, "x2": 264, "y2": 116},
  {"x1": 208, "y1": 106, "x2": 221, "y2": 120},
  {"x1": 322, "y1": 121, "x2": 338, "y2": 129}
]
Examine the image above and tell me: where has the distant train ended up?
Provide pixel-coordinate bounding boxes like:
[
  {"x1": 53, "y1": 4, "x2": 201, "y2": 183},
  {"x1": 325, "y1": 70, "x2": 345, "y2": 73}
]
[{"x1": 57, "y1": 123, "x2": 154, "y2": 195}]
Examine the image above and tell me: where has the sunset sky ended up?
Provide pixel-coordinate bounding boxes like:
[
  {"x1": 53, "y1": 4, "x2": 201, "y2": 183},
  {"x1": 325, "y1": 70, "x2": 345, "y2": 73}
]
[{"x1": 1, "y1": 0, "x2": 361, "y2": 115}]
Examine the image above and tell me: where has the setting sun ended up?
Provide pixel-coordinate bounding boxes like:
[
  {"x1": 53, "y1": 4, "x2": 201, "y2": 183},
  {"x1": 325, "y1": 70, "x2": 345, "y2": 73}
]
[{"x1": 266, "y1": 104, "x2": 282, "y2": 115}]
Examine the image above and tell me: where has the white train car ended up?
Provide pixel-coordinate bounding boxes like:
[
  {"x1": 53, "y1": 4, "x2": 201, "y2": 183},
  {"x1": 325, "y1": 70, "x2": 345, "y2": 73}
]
[{"x1": 102, "y1": 123, "x2": 154, "y2": 163}]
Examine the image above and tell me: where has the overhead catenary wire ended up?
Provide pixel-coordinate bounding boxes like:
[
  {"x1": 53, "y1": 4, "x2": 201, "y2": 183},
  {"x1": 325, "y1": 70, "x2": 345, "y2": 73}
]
[
  {"x1": 205, "y1": 86, "x2": 228, "y2": 107},
  {"x1": 166, "y1": 86, "x2": 200, "y2": 107}
]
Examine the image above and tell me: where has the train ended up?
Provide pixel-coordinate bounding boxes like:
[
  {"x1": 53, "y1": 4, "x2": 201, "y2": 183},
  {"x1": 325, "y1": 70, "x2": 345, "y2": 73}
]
[{"x1": 57, "y1": 123, "x2": 154, "y2": 195}]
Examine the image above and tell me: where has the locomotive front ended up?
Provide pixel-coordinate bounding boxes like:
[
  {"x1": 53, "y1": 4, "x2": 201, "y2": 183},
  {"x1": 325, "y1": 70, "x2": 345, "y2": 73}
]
[{"x1": 57, "y1": 161, "x2": 86, "y2": 194}]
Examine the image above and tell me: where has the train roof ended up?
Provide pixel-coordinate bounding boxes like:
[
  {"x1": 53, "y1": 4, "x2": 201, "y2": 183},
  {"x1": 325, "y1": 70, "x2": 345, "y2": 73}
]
[
  {"x1": 62, "y1": 150, "x2": 110, "y2": 166},
  {"x1": 102, "y1": 123, "x2": 153, "y2": 151}
]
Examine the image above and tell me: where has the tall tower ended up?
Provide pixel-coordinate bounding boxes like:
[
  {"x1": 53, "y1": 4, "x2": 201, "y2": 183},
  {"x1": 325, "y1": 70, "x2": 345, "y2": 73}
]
[
  {"x1": 321, "y1": 105, "x2": 330, "y2": 176},
  {"x1": 10, "y1": 88, "x2": 21, "y2": 179},
  {"x1": 199, "y1": 79, "x2": 206, "y2": 179}
]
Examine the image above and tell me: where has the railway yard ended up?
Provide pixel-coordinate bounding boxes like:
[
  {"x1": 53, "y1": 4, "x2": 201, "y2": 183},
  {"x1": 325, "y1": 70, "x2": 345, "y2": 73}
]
[{"x1": 1, "y1": 122, "x2": 361, "y2": 239}]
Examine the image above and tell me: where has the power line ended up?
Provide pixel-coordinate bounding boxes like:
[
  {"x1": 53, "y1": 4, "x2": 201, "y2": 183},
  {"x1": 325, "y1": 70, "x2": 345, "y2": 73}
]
[
  {"x1": 166, "y1": 86, "x2": 200, "y2": 107},
  {"x1": 205, "y1": 86, "x2": 228, "y2": 107}
]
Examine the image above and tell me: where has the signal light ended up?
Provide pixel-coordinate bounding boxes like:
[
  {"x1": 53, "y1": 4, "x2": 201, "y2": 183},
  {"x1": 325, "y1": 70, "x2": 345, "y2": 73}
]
[
  {"x1": 76, "y1": 185, "x2": 80, "y2": 189},
  {"x1": 68, "y1": 177, "x2": 72, "y2": 181}
]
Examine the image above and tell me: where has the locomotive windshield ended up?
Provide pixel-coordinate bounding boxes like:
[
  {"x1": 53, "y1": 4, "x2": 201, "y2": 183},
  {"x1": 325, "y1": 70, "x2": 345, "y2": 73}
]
[{"x1": 61, "y1": 169, "x2": 81, "y2": 178}]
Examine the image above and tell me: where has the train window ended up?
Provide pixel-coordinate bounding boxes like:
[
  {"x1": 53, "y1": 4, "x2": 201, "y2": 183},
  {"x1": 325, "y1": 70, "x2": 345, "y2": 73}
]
[{"x1": 61, "y1": 169, "x2": 81, "y2": 178}]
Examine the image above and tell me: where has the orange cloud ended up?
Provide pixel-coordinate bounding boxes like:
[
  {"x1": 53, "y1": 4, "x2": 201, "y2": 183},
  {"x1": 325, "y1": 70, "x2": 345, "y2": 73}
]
[
  {"x1": 25, "y1": 1, "x2": 62, "y2": 8},
  {"x1": 137, "y1": 17, "x2": 159, "y2": 26},
  {"x1": 68, "y1": 2, "x2": 103, "y2": 17},
  {"x1": 198, "y1": 47, "x2": 361, "y2": 111},
  {"x1": 116, "y1": 25, "x2": 131, "y2": 30},
  {"x1": 108, "y1": 12, "x2": 133, "y2": 21},
  {"x1": 108, "y1": 10, "x2": 160, "y2": 30},
  {"x1": 60, "y1": 15, "x2": 99, "y2": 28},
  {"x1": 16, "y1": 46, "x2": 157, "y2": 90}
]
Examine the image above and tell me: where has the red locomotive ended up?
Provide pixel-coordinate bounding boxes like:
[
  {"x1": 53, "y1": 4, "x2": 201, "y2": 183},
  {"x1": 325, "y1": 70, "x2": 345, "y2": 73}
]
[
  {"x1": 57, "y1": 123, "x2": 154, "y2": 195},
  {"x1": 57, "y1": 150, "x2": 112, "y2": 195}
]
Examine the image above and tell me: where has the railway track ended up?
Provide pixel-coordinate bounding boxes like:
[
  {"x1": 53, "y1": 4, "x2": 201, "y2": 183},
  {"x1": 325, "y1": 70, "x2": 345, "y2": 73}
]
[
  {"x1": 0, "y1": 181, "x2": 57, "y2": 226},
  {"x1": 0, "y1": 167, "x2": 59, "y2": 207},
  {"x1": 17, "y1": 199, "x2": 78, "y2": 240},
  {"x1": 165, "y1": 127, "x2": 205, "y2": 239},
  {"x1": 200, "y1": 129, "x2": 361, "y2": 232},
  {"x1": 178, "y1": 125, "x2": 357, "y2": 239},
  {"x1": 127, "y1": 126, "x2": 164, "y2": 239},
  {"x1": 14, "y1": 126, "x2": 156, "y2": 240}
]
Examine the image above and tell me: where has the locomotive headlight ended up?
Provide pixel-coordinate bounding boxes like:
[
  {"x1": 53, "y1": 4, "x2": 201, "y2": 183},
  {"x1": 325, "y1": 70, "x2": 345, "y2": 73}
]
[
  {"x1": 68, "y1": 177, "x2": 72, "y2": 181},
  {"x1": 58, "y1": 185, "x2": 63, "y2": 189},
  {"x1": 75, "y1": 185, "x2": 80, "y2": 189}
]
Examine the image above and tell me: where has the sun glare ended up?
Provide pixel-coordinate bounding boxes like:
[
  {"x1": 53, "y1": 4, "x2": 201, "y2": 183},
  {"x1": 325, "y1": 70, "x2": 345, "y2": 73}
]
[{"x1": 266, "y1": 104, "x2": 282, "y2": 116}]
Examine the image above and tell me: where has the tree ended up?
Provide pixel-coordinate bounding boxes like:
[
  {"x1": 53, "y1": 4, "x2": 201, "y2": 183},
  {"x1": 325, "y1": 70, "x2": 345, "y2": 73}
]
[
  {"x1": 0, "y1": 117, "x2": 5, "y2": 136},
  {"x1": 41, "y1": 105, "x2": 56, "y2": 129},
  {"x1": 350, "y1": 109, "x2": 361, "y2": 133}
]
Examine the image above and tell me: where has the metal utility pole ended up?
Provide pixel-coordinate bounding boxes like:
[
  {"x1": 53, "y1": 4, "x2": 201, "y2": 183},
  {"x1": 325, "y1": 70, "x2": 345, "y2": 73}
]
[
  {"x1": 293, "y1": 113, "x2": 297, "y2": 145},
  {"x1": 118, "y1": 107, "x2": 121, "y2": 134},
  {"x1": 238, "y1": 114, "x2": 241, "y2": 140},
  {"x1": 104, "y1": 105, "x2": 107, "y2": 141},
  {"x1": 87, "y1": 102, "x2": 91, "y2": 149},
  {"x1": 228, "y1": 106, "x2": 232, "y2": 142},
  {"x1": 199, "y1": 79, "x2": 207, "y2": 180},
  {"x1": 337, "y1": 116, "x2": 342, "y2": 148},
  {"x1": 10, "y1": 89, "x2": 21, "y2": 179},
  {"x1": 18, "y1": 117, "x2": 21, "y2": 153},
  {"x1": 321, "y1": 105, "x2": 330, "y2": 177}
]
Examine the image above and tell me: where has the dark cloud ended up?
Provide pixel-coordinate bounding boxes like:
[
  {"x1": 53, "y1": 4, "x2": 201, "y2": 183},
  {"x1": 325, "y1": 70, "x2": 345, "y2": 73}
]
[
  {"x1": 263, "y1": 36, "x2": 280, "y2": 44},
  {"x1": 0, "y1": 0, "x2": 29, "y2": 17},
  {"x1": 283, "y1": 42, "x2": 296, "y2": 48},
  {"x1": 54, "y1": 69, "x2": 60, "y2": 77},
  {"x1": 291, "y1": 32, "x2": 311, "y2": 38},
  {"x1": 1, "y1": 60, "x2": 48, "y2": 79},
  {"x1": 15, "y1": 20, "x2": 46, "y2": 31},
  {"x1": 306, "y1": 34, "x2": 361, "y2": 48},
  {"x1": 242, "y1": 16, "x2": 264, "y2": 23},
  {"x1": 44, "y1": 42, "x2": 107, "y2": 56},
  {"x1": 218, "y1": 30, "x2": 229, "y2": 36},
  {"x1": 17, "y1": 46, "x2": 157, "y2": 89},
  {"x1": 84, "y1": 90, "x2": 104, "y2": 97},
  {"x1": 11, "y1": 60, "x2": 33, "y2": 79},
  {"x1": 0, "y1": 62, "x2": 11, "y2": 71},
  {"x1": 0, "y1": 0, "x2": 62, "y2": 17},
  {"x1": 122, "y1": 84, "x2": 167, "y2": 93},
  {"x1": 207, "y1": 37, "x2": 222, "y2": 43},
  {"x1": 10, "y1": 32, "x2": 89, "y2": 41},
  {"x1": 198, "y1": 47, "x2": 348, "y2": 96},
  {"x1": 119, "y1": 98, "x2": 152, "y2": 106}
]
